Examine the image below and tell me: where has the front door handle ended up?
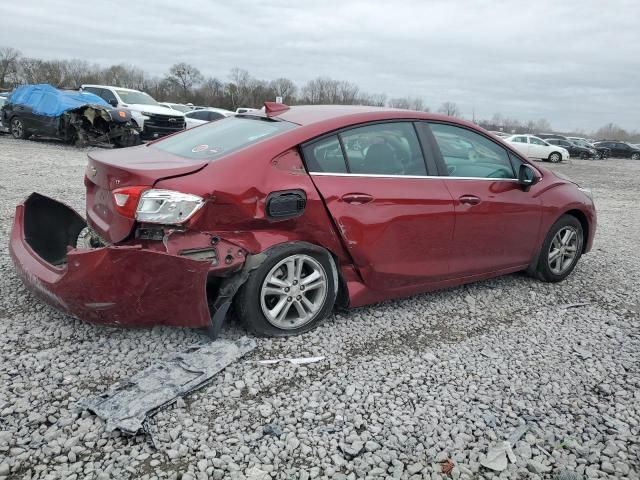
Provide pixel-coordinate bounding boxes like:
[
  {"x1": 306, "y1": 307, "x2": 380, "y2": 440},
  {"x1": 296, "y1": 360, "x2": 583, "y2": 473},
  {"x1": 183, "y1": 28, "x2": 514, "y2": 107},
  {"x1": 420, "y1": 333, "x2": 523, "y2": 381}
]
[
  {"x1": 342, "y1": 193, "x2": 374, "y2": 205},
  {"x1": 459, "y1": 194, "x2": 481, "y2": 205}
]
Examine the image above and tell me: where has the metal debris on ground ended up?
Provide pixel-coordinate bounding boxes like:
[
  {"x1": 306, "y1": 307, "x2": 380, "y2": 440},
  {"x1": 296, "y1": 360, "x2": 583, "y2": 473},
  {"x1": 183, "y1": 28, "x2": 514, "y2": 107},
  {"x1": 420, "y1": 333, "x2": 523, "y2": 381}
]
[
  {"x1": 80, "y1": 337, "x2": 256, "y2": 435},
  {"x1": 257, "y1": 356, "x2": 325, "y2": 365}
]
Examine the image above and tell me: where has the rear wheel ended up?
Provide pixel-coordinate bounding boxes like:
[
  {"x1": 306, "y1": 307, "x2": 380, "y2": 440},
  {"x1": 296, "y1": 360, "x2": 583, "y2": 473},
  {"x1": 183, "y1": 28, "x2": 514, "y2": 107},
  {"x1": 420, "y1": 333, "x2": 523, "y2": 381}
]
[
  {"x1": 535, "y1": 215, "x2": 584, "y2": 282},
  {"x1": 10, "y1": 117, "x2": 27, "y2": 139},
  {"x1": 548, "y1": 152, "x2": 562, "y2": 163},
  {"x1": 234, "y1": 243, "x2": 337, "y2": 336}
]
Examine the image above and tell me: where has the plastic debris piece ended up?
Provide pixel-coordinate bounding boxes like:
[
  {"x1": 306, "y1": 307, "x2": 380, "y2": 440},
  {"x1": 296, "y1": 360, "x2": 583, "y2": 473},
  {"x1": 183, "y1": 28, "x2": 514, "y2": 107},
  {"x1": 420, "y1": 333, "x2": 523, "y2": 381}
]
[
  {"x1": 80, "y1": 337, "x2": 256, "y2": 434},
  {"x1": 257, "y1": 356, "x2": 325, "y2": 365},
  {"x1": 481, "y1": 424, "x2": 529, "y2": 472},
  {"x1": 481, "y1": 442, "x2": 509, "y2": 471}
]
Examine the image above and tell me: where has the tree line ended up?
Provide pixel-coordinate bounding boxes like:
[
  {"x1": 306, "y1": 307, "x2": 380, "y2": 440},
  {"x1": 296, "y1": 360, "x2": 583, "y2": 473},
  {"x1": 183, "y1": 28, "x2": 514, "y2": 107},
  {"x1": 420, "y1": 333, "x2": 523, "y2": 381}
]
[{"x1": 1, "y1": 46, "x2": 637, "y2": 141}]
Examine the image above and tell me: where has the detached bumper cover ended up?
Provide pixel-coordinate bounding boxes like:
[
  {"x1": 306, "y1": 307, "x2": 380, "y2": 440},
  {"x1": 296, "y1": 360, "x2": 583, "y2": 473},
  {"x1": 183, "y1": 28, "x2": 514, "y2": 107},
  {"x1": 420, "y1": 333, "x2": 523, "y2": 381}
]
[{"x1": 9, "y1": 193, "x2": 212, "y2": 328}]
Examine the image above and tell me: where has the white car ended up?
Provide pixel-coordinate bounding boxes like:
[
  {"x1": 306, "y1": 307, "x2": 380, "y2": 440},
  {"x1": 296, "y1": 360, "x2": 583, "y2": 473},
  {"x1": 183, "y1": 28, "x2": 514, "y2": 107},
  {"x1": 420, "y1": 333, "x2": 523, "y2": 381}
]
[
  {"x1": 184, "y1": 108, "x2": 235, "y2": 129},
  {"x1": 80, "y1": 85, "x2": 185, "y2": 140},
  {"x1": 504, "y1": 134, "x2": 570, "y2": 163}
]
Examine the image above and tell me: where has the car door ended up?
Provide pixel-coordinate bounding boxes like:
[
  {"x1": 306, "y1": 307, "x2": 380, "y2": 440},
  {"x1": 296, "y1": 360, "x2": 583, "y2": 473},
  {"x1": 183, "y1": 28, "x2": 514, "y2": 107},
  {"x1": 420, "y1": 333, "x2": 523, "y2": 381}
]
[
  {"x1": 426, "y1": 122, "x2": 542, "y2": 277},
  {"x1": 303, "y1": 121, "x2": 455, "y2": 291},
  {"x1": 528, "y1": 136, "x2": 550, "y2": 159},
  {"x1": 509, "y1": 136, "x2": 530, "y2": 157}
]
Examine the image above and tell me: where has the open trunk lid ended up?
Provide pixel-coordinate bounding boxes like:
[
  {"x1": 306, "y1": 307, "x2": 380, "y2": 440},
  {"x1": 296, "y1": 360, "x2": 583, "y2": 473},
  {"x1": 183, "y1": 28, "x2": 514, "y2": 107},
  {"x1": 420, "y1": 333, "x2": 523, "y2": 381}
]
[{"x1": 85, "y1": 144, "x2": 207, "y2": 243}]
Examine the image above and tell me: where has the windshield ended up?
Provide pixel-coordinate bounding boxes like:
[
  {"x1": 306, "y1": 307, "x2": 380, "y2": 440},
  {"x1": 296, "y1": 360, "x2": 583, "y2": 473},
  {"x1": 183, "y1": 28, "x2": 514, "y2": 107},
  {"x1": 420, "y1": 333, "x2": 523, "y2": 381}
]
[
  {"x1": 115, "y1": 89, "x2": 158, "y2": 105},
  {"x1": 167, "y1": 103, "x2": 191, "y2": 113},
  {"x1": 151, "y1": 116, "x2": 297, "y2": 160}
]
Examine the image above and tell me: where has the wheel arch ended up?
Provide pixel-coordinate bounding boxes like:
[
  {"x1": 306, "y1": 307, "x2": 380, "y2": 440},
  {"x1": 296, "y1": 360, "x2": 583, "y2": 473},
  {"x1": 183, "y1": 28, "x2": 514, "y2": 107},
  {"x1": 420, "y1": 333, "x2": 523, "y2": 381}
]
[{"x1": 562, "y1": 208, "x2": 590, "y2": 253}]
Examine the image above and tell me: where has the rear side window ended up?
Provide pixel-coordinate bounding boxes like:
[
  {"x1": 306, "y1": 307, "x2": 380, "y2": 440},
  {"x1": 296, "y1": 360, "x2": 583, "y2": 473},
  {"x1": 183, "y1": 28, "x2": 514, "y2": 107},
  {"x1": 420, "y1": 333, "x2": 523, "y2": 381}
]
[
  {"x1": 302, "y1": 136, "x2": 348, "y2": 173},
  {"x1": 208, "y1": 112, "x2": 225, "y2": 121},
  {"x1": 152, "y1": 116, "x2": 296, "y2": 160},
  {"x1": 340, "y1": 122, "x2": 426, "y2": 175},
  {"x1": 429, "y1": 123, "x2": 515, "y2": 179}
]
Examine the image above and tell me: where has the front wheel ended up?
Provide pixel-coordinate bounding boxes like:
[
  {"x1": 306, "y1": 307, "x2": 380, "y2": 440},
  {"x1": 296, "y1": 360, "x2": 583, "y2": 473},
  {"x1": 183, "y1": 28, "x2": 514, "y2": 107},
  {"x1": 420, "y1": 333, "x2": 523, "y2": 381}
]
[
  {"x1": 234, "y1": 243, "x2": 337, "y2": 336},
  {"x1": 548, "y1": 152, "x2": 562, "y2": 163},
  {"x1": 534, "y1": 215, "x2": 584, "y2": 282},
  {"x1": 632, "y1": 153, "x2": 640, "y2": 160},
  {"x1": 10, "y1": 117, "x2": 27, "y2": 139},
  {"x1": 579, "y1": 152, "x2": 588, "y2": 160}
]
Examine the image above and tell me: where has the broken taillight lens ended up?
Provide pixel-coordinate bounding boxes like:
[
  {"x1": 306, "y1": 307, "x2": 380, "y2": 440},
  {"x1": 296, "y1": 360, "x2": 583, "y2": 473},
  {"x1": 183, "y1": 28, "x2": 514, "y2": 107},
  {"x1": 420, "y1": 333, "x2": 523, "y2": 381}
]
[{"x1": 111, "y1": 186, "x2": 149, "y2": 219}]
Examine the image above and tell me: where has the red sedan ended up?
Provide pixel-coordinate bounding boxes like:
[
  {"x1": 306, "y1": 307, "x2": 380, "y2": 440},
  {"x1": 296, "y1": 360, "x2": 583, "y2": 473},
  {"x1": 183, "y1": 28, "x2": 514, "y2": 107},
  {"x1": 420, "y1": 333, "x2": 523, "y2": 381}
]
[{"x1": 9, "y1": 103, "x2": 596, "y2": 337}]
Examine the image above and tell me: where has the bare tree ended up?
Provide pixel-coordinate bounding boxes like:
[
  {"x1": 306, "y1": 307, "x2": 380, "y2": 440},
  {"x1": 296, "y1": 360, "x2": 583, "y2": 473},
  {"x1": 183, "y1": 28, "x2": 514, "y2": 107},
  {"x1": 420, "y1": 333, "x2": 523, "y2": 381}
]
[
  {"x1": 165, "y1": 62, "x2": 203, "y2": 100},
  {"x1": 102, "y1": 64, "x2": 147, "y2": 90},
  {"x1": 438, "y1": 101, "x2": 460, "y2": 117},
  {"x1": 594, "y1": 123, "x2": 629, "y2": 141},
  {"x1": 359, "y1": 92, "x2": 387, "y2": 107},
  {"x1": 0, "y1": 47, "x2": 21, "y2": 88},
  {"x1": 270, "y1": 77, "x2": 297, "y2": 103},
  {"x1": 388, "y1": 96, "x2": 428, "y2": 111}
]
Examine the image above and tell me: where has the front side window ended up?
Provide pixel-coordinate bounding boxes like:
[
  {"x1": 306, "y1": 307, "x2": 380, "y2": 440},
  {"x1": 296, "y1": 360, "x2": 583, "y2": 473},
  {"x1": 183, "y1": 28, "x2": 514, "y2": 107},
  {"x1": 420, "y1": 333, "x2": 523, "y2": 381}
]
[
  {"x1": 339, "y1": 122, "x2": 427, "y2": 175},
  {"x1": 208, "y1": 112, "x2": 225, "y2": 121},
  {"x1": 152, "y1": 116, "x2": 296, "y2": 161},
  {"x1": 430, "y1": 123, "x2": 515, "y2": 179},
  {"x1": 529, "y1": 137, "x2": 547, "y2": 146}
]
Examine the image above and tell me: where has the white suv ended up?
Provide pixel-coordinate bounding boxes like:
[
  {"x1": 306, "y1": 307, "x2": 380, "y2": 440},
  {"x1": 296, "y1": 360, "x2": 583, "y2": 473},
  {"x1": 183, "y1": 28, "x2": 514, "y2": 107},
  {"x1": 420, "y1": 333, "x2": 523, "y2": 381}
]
[{"x1": 80, "y1": 85, "x2": 185, "y2": 140}]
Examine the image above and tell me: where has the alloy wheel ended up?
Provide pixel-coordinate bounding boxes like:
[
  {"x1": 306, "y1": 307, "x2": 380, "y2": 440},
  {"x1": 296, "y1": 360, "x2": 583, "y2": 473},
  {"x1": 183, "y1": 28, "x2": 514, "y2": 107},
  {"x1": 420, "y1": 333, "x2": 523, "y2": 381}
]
[
  {"x1": 11, "y1": 118, "x2": 23, "y2": 139},
  {"x1": 260, "y1": 254, "x2": 328, "y2": 330},
  {"x1": 632, "y1": 153, "x2": 640, "y2": 160},
  {"x1": 550, "y1": 153, "x2": 561, "y2": 163},
  {"x1": 548, "y1": 226, "x2": 579, "y2": 275}
]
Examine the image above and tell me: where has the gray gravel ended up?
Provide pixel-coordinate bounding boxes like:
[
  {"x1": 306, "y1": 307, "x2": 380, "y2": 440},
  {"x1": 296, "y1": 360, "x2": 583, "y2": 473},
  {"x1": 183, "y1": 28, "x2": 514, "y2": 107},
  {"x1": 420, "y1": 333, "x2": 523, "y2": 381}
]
[{"x1": 0, "y1": 136, "x2": 639, "y2": 480}]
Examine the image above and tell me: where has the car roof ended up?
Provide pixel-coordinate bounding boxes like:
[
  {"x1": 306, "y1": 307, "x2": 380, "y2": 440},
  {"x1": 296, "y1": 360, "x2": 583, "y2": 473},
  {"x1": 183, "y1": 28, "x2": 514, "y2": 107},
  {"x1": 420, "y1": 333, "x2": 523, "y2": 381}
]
[
  {"x1": 82, "y1": 84, "x2": 141, "y2": 92},
  {"x1": 248, "y1": 104, "x2": 475, "y2": 130}
]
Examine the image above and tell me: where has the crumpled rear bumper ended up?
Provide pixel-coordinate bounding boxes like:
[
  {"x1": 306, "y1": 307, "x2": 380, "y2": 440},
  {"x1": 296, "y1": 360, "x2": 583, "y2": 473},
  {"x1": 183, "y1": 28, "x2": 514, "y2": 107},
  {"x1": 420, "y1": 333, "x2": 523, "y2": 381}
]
[{"x1": 9, "y1": 193, "x2": 212, "y2": 328}]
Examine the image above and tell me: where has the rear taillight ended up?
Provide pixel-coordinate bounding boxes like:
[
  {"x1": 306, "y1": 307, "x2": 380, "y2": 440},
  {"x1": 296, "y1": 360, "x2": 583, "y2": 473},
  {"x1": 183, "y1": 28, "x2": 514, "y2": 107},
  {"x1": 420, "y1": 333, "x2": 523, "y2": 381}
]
[{"x1": 111, "y1": 186, "x2": 148, "y2": 219}]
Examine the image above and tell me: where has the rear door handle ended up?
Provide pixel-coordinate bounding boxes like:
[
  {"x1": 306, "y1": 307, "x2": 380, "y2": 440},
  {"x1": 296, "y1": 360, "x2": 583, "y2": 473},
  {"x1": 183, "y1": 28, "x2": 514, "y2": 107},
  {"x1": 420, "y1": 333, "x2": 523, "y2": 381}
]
[
  {"x1": 459, "y1": 194, "x2": 481, "y2": 205},
  {"x1": 342, "y1": 193, "x2": 374, "y2": 205}
]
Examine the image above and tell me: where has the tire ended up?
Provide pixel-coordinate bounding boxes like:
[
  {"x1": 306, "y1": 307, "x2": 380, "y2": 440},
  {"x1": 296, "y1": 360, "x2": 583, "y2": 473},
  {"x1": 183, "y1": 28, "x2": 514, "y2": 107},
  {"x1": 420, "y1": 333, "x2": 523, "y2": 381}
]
[
  {"x1": 534, "y1": 215, "x2": 584, "y2": 283},
  {"x1": 10, "y1": 117, "x2": 27, "y2": 139},
  {"x1": 234, "y1": 242, "x2": 337, "y2": 337},
  {"x1": 548, "y1": 152, "x2": 562, "y2": 163},
  {"x1": 632, "y1": 153, "x2": 640, "y2": 160}
]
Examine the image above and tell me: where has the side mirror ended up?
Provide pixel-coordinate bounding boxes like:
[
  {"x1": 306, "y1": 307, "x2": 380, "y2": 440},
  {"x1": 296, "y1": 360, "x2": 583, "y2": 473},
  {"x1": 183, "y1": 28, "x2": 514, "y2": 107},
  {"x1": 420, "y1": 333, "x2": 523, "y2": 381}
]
[
  {"x1": 518, "y1": 164, "x2": 540, "y2": 190},
  {"x1": 108, "y1": 99, "x2": 118, "y2": 107}
]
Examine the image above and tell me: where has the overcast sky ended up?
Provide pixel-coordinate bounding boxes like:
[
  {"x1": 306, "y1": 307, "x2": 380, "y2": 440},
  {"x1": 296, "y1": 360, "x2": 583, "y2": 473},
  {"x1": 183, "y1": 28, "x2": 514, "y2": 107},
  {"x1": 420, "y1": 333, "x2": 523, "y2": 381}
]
[{"x1": 3, "y1": 0, "x2": 639, "y2": 131}]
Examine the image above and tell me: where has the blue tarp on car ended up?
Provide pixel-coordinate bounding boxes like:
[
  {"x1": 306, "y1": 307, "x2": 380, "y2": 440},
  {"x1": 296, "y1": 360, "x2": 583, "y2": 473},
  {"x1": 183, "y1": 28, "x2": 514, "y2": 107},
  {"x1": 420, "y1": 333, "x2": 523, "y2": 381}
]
[{"x1": 7, "y1": 84, "x2": 109, "y2": 117}]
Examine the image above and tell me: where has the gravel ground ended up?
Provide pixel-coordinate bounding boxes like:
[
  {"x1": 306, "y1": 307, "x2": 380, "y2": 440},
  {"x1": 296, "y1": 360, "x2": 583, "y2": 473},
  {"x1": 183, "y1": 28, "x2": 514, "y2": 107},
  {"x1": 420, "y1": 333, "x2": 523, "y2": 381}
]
[{"x1": 0, "y1": 136, "x2": 638, "y2": 480}]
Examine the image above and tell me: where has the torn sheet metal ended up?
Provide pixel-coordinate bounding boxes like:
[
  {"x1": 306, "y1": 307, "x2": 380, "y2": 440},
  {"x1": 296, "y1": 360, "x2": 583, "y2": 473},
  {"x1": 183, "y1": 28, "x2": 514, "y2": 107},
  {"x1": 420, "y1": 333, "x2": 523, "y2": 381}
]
[{"x1": 81, "y1": 337, "x2": 256, "y2": 434}]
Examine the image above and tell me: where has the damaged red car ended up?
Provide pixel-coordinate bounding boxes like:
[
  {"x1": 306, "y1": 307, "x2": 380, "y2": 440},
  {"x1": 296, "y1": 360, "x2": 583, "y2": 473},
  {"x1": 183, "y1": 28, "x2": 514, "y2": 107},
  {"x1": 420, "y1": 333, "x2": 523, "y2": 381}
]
[{"x1": 10, "y1": 103, "x2": 596, "y2": 337}]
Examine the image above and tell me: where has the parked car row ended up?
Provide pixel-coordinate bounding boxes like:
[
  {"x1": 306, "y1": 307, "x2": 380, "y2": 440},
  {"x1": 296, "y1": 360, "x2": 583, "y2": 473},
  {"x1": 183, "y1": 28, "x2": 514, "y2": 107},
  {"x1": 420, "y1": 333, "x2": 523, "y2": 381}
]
[{"x1": 0, "y1": 83, "x2": 249, "y2": 146}]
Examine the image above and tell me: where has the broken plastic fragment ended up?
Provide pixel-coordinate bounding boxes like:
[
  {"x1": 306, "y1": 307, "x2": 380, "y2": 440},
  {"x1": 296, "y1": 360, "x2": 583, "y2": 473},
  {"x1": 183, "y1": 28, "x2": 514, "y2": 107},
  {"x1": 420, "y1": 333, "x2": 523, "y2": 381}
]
[
  {"x1": 257, "y1": 356, "x2": 325, "y2": 365},
  {"x1": 80, "y1": 337, "x2": 256, "y2": 434}
]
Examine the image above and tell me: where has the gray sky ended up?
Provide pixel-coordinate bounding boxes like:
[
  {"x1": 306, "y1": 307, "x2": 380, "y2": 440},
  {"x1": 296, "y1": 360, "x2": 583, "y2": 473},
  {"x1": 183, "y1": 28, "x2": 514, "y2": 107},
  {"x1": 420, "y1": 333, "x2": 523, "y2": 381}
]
[{"x1": 3, "y1": 0, "x2": 639, "y2": 131}]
